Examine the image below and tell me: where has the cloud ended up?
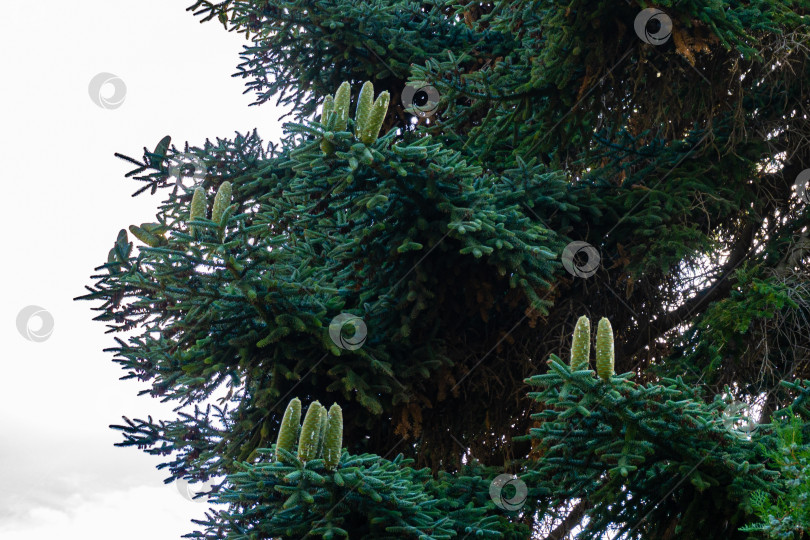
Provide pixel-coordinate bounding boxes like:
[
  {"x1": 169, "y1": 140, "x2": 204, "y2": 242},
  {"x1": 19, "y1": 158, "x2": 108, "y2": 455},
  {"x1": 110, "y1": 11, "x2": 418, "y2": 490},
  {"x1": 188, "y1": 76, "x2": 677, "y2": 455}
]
[
  {"x1": 0, "y1": 483, "x2": 211, "y2": 540},
  {"x1": 0, "y1": 423, "x2": 213, "y2": 538}
]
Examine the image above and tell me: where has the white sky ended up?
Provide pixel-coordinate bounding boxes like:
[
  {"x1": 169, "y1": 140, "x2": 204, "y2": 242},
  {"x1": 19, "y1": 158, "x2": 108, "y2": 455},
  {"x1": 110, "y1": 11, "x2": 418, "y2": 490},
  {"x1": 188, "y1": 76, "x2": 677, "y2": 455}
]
[{"x1": 0, "y1": 1, "x2": 287, "y2": 538}]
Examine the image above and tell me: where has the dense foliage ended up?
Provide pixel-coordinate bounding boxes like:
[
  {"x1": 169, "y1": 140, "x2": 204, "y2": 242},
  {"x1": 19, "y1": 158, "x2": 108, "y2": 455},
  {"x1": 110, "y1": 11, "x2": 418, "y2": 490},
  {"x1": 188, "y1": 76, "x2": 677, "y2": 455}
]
[{"x1": 78, "y1": 0, "x2": 810, "y2": 538}]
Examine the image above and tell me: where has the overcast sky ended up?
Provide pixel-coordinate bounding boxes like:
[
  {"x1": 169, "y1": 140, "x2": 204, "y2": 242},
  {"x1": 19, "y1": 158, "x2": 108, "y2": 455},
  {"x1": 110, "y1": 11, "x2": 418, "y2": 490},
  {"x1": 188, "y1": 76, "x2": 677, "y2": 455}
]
[{"x1": 0, "y1": 2, "x2": 286, "y2": 538}]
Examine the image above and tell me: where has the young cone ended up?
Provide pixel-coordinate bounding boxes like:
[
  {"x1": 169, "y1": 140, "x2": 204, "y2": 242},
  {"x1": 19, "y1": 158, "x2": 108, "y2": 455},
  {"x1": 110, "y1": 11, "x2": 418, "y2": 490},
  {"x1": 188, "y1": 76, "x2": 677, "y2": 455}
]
[
  {"x1": 189, "y1": 187, "x2": 206, "y2": 235},
  {"x1": 320, "y1": 94, "x2": 334, "y2": 124},
  {"x1": 211, "y1": 181, "x2": 232, "y2": 224},
  {"x1": 297, "y1": 401, "x2": 324, "y2": 462},
  {"x1": 354, "y1": 81, "x2": 374, "y2": 138},
  {"x1": 315, "y1": 405, "x2": 328, "y2": 458},
  {"x1": 275, "y1": 398, "x2": 301, "y2": 462},
  {"x1": 359, "y1": 91, "x2": 390, "y2": 145},
  {"x1": 332, "y1": 81, "x2": 351, "y2": 132},
  {"x1": 323, "y1": 403, "x2": 343, "y2": 470},
  {"x1": 595, "y1": 317, "x2": 615, "y2": 381},
  {"x1": 320, "y1": 94, "x2": 336, "y2": 154},
  {"x1": 570, "y1": 315, "x2": 591, "y2": 371}
]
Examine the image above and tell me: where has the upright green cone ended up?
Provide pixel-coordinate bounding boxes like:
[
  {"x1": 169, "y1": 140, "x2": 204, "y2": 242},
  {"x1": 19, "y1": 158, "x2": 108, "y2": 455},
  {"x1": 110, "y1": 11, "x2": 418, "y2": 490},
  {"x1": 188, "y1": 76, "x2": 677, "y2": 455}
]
[
  {"x1": 297, "y1": 401, "x2": 324, "y2": 462},
  {"x1": 323, "y1": 403, "x2": 343, "y2": 470},
  {"x1": 275, "y1": 398, "x2": 302, "y2": 462},
  {"x1": 211, "y1": 181, "x2": 232, "y2": 225},
  {"x1": 354, "y1": 81, "x2": 374, "y2": 137},
  {"x1": 320, "y1": 95, "x2": 336, "y2": 154},
  {"x1": 570, "y1": 315, "x2": 591, "y2": 371},
  {"x1": 315, "y1": 405, "x2": 328, "y2": 459},
  {"x1": 189, "y1": 187, "x2": 206, "y2": 236},
  {"x1": 595, "y1": 317, "x2": 615, "y2": 381},
  {"x1": 321, "y1": 94, "x2": 334, "y2": 125},
  {"x1": 332, "y1": 81, "x2": 351, "y2": 132},
  {"x1": 358, "y1": 90, "x2": 390, "y2": 145},
  {"x1": 319, "y1": 81, "x2": 350, "y2": 155}
]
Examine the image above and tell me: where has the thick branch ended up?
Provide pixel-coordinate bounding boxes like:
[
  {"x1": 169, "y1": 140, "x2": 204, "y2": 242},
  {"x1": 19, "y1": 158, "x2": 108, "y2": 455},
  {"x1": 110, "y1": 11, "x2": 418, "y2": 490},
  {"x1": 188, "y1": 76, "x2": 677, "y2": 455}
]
[
  {"x1": 621, "y1": 221, "x2": 757, "y2": 361},
  {"x1": 623, "y1": 148, "x2": 810, "y2": 361},
  {"x1": 546, "y1": 500, "x2": 589, "y2": 540}
]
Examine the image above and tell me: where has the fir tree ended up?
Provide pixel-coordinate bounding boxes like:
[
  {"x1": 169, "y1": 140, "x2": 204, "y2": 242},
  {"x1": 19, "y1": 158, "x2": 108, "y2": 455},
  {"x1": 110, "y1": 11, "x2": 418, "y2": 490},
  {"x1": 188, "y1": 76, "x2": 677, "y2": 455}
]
[{"x1": 78, "y1": 0, "x2": 810, "y2": 538}]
